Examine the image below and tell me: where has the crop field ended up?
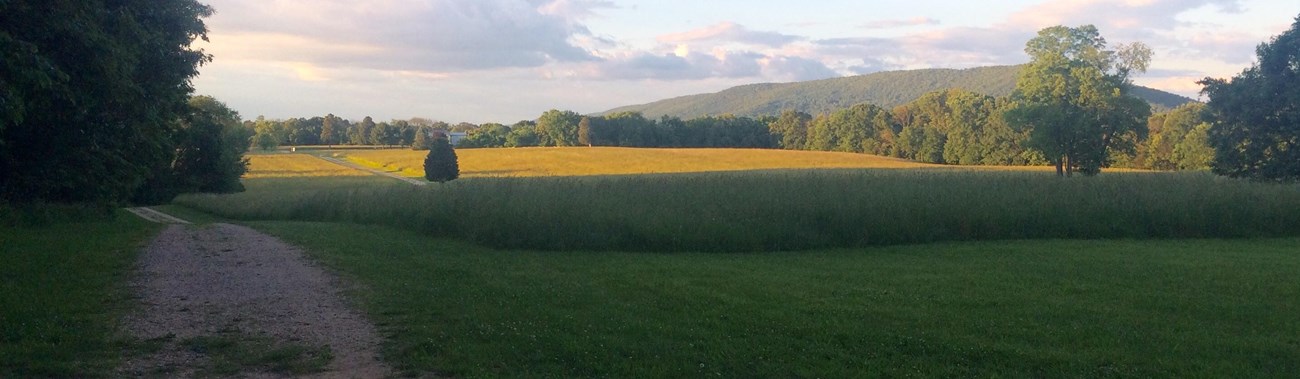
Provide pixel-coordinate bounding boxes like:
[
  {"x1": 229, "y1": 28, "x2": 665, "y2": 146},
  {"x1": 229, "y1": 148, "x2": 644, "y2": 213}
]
[
  {"x1": 335, "y1": 147, "x2": 954, "y2": 178},
  {"x1": 165, "y1": 147, "x2": 1300, "y2": 376},
  {"x1": 179, "y1": 148, "x2": 1300, "y2": 252},
  {"x1": 244, "y1": 153, "x2": 373, "y2": 178}
]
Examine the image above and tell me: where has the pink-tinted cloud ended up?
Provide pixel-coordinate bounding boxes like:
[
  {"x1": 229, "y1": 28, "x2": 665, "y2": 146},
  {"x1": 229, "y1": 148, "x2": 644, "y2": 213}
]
[
  {"x1": 861, "y1": 17, "x2": 941, "y2": 30},
  {"x1": 657, "y1": 22, "x2": 803, "y2": 47}
]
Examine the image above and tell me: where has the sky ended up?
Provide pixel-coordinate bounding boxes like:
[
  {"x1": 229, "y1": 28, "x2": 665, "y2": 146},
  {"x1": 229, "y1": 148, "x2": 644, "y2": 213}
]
[{"x1": 191, "y1": 0, "x2": 1300, "y2": 124}]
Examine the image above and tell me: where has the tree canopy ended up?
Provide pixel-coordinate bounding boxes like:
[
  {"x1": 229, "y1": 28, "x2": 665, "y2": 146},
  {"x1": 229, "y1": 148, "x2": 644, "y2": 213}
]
[
  {"x1": 1199, "y1": 16, "x2": 1300, "y2": 181},
  {"x1": 0, "y1": 0, "x2": 214, "y2": 204},
  {"x1": 1006, "y1": 25, "x2": 1152, "y2": 176}
]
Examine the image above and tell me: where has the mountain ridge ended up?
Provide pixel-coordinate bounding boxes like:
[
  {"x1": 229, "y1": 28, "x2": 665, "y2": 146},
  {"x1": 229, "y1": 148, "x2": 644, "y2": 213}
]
[{"x1": 600, "y1": 65, "x2": 1197, "y2": 119}]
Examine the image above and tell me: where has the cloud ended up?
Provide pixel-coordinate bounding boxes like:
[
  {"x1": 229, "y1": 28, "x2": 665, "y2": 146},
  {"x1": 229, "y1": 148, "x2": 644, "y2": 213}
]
[
  {"x1": 657, "y1": 22, "x2": 803, "y2": 47},
  {"x1": 861, "y1": 17, "x2": 941, "y2": 30},
  {"x1": 761, "y1": 56, "x2": 839, "y2": 81},
  {"x1": 591, "y1": 50, "x2": 763, "y2": 80},
  {"x1": 203, "y1": 0, "x2": 602, "y2": 72}
]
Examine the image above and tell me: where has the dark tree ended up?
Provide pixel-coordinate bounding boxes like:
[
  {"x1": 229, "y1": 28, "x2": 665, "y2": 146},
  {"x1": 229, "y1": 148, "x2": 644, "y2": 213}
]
[
  {"x1": 1199, "y1": 16, "x2": 1300, "y2": 181},
  {"x1": 424, "y1": 135, "x2": 459, "y2": 182},
  {"x1": 577, "y1": 116, "x2": 593, "y2": 146},
  {"x1": 321, "y1": 113, "x2": 338, "y2": 147},
  {"x1": 0, "y1": 0, "x2": 212, "y2": 204}
]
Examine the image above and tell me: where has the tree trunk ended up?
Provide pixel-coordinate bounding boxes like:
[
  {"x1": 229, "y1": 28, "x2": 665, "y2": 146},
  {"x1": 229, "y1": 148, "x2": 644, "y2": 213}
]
[{"x1": 1055, "y1": 157, "x2": 1064, "y2": 176}]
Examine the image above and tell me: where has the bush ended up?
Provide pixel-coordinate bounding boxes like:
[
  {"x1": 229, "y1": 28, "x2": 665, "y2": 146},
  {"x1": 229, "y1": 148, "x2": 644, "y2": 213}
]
[{"x1": 423, "y1": 137, "x2": 459, "y2": 182}]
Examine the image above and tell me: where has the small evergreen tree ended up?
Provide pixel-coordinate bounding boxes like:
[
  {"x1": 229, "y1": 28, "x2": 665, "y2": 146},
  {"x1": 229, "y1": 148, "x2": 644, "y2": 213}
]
[{"x1": 424, "y1": 134, "x2": 459, "y2": 182}]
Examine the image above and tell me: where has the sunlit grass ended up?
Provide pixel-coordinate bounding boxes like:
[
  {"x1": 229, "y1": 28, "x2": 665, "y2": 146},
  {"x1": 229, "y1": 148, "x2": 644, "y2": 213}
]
[
  {"x1": 337, "y1": 147, "x2": 949, "y2": 178},
  {"x1": 243, "y1": 154, "x2": 371, "y2": 178}
]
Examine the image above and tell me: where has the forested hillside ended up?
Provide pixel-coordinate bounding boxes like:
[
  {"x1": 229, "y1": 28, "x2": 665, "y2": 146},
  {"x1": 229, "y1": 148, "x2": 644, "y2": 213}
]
[{"x1": 601, "y1": 65, "x2": 1195, "y2": 119}]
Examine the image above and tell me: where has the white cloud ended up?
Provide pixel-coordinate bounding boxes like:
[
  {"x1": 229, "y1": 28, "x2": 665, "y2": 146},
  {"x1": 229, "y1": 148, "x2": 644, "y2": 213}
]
[
  {"x1": 656, "y1": 22, "x2": 803, "y2": 48},
  {"x1": 861, "y1": 17, "x2": 941, "y2": 30},
  {"x1": 203, "y1": 0, "x2": 601, "y2": 71}
]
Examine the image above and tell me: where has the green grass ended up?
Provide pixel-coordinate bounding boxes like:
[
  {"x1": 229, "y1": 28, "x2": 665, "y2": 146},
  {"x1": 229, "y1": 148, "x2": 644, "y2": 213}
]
[
  {"x1": 179, "y1": 170, "x2": 1300, "y2": 252},
  {"x1": 0, "y1": 210, "x2": 162, "y2": 377},
  {"x1": 180, "y1": 333, "x2": 333, "y2": 377},
  {"x1": 245, "y1": 220, "x2": 1300, "y2": 377}
]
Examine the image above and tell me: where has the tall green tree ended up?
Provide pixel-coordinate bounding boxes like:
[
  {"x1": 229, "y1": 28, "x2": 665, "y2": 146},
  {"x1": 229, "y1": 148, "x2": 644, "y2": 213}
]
[
  {"x1": 172, "y1": 96, "x2": 250, "y2": 193},
  {"x1": 769, "y1": 110, "x2": 812, "y2": 150},
  {"x1": 424, "y1": 135, "x2": 459, "y2": 183},
  {"x1": 505, "y1": 121, "x2": 539, "y2": 147},
  {"x1": 807, "y1": 103, "x2": 898, "y2": 155},
  {"x1": 321, "y1": 113, "x2": 338, "y2": 147},
  {"x1": 459, "y1": 123, "x2": 511, "y2": 148},
  {"x1": 411, "y1": 127, "x2": 432, "y2": 150},
  {"x1": 536, "y1": 109, "x2": 582, "y2": 146},
  {"x1": 351, "y1": 116, "x2": 377, "y2": 145},
  {"x1": 577, "y1": 116, "x2": 593, "y2": 146},
  {"x1": 0, "y1": 0, "x2": 213, "y2": 204},
  {"x1": 1005, "y1": 25, "x2": 1152, "y2": 176},
  {"x1": 1143, "y1": 103, "x2": 1207, "y2": 170},
  {"x1": 1199, "y1": 15, "x2": 1300, "y2": 181}
]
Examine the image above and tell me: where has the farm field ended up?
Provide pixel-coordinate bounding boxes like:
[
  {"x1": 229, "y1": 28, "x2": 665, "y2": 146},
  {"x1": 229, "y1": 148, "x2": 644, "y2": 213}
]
[
  {"x1": 332, "y1": 147, "x2": 953, "y2": 178},
  {"x1": 243, "y1": 153, "x2": 373, "y2": 178},
  {"x1": 184, "y1": 148, "x2": 1300, "y2": 252},
  {"x1": 166, "y1": 147, "x2": 1300, "y2": 376}
]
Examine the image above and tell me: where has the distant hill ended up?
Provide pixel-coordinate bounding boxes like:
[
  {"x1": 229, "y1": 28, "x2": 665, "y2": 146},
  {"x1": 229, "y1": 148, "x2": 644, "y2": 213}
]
[{"x1": 600, "y1": 65, "x2": 1197, "y2": 119}]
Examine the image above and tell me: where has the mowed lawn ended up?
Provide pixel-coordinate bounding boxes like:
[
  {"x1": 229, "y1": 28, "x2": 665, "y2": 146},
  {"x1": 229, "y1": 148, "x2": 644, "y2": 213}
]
[
  {"x1": 248, "y1": 221, "x2": 1300, "y2": 377},
  {"x1": 0, "y1": 211, "x2": 161, "y2": 377}
]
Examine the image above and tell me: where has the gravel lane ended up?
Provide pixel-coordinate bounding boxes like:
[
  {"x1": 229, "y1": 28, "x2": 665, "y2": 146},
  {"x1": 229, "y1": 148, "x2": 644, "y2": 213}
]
[{"x1": 119, "y1": 223, "x2": 390, "y2": 378}]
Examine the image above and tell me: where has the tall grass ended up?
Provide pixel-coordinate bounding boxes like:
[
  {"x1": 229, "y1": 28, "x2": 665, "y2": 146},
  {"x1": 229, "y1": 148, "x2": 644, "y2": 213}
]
[{"x1": 178, "y1": 169, "x2": 1300, "y2": 252}]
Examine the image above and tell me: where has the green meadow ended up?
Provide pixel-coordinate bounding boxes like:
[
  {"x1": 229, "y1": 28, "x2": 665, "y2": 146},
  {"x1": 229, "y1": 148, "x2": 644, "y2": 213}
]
[
  {"x1": 10, "y1": 148, "x2": 1300, "y2": 376},
  {"x1": 247, "y1": 221, "x2": 1300, "y2": 377},
  {"x1": 164, "y1": 148, "x2": 1300, "y2": 376},
  {"x1": 178, "y1": 167, "x2": 1300, "y2": 252}
]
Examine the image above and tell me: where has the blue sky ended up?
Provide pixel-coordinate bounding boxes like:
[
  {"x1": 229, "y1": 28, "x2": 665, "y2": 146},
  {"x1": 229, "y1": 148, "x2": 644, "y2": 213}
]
[{"x1": 192, "y1": 0, "x2": 1300, "y2": 124}]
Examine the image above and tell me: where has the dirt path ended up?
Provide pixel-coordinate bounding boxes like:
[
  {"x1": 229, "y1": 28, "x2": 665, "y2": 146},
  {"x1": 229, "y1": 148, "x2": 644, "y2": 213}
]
[{"x1": 119, "y1": 223, "x2": 391, "y2": 378}]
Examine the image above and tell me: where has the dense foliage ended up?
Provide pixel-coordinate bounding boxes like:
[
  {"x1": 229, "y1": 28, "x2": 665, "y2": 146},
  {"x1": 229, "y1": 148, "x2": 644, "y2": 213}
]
[
  {"x1": 423, "y1": 135, "x2": 459, "y2": 183},
  {"x1": 1199, "y1": 16, "x2": 1300, "y2": 181},
  {"x1": 0, "y1": 0, "x2": 213, "y2": 204},
  {"x1": 1005, "y1": 25, "x2": 1152, "y2": 176}
]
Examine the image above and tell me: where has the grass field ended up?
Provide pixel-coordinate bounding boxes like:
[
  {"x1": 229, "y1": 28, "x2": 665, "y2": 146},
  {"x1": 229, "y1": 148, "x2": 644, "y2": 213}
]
[
  {"x1": 0, "y1": 211, "x2": 161, "y2": 377},
  {"x1": 165, "y1": 147, "x2": 1300, "y2": 375},
  {"x1": 180, "y1": 164, "x2": 1300, "y2": 252},
  {"x1": 240, "y1": 220, "x2": 1300, "y2": 377}
]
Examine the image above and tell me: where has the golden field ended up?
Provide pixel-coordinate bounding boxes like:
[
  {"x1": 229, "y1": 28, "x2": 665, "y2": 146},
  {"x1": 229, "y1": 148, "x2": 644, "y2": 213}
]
[
  {"x1": 244, "y1": 153, "x2": 373, "y2": 178},
  {"x1": 334, "y1": 147, "x2": 956, "y2": 178}
]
